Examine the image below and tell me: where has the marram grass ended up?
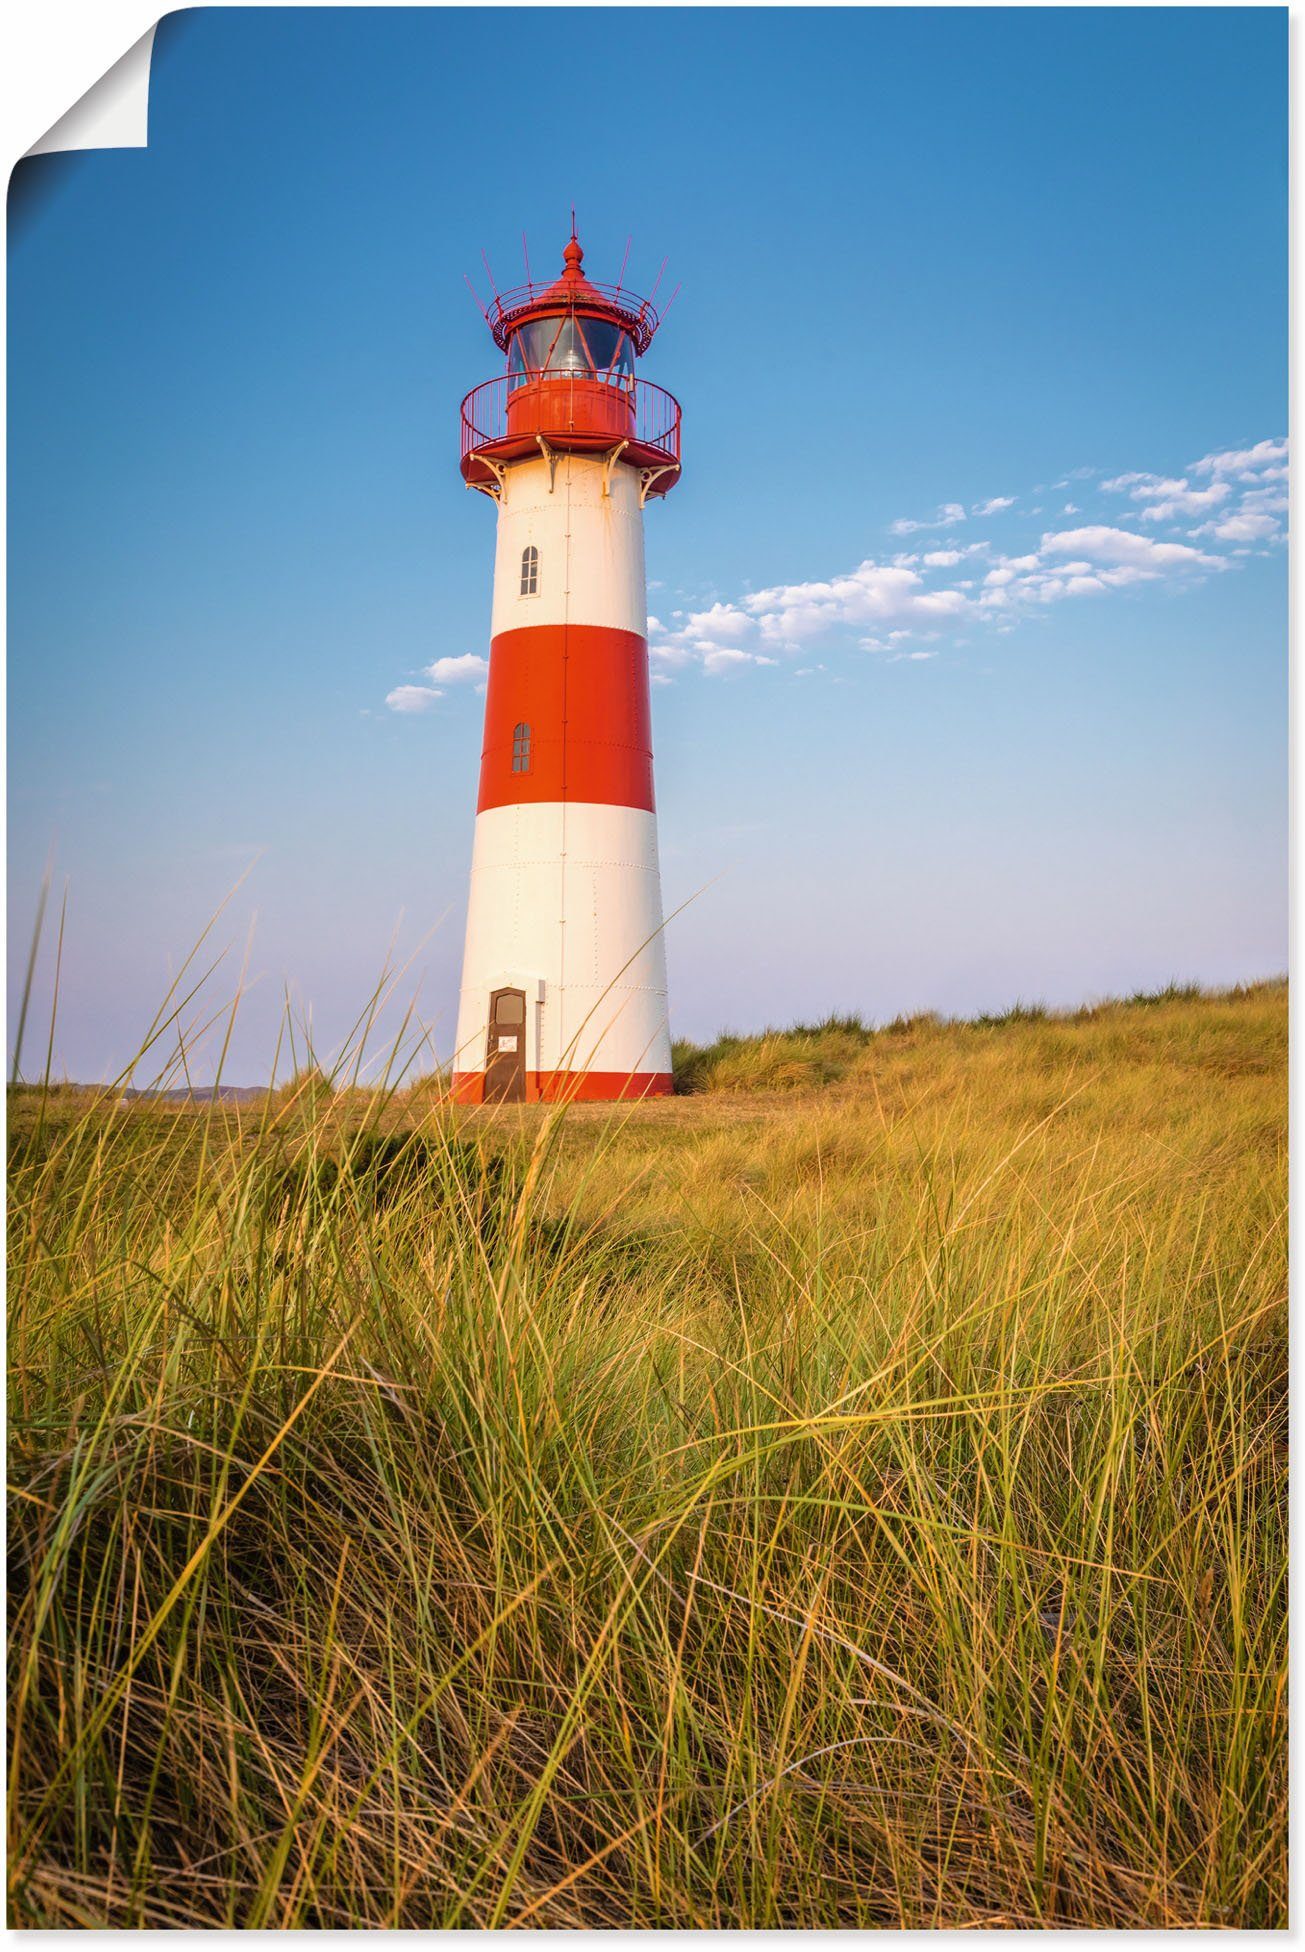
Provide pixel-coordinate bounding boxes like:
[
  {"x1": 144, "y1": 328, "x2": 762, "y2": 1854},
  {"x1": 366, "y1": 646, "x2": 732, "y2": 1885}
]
[{"x1": 8, "y1": 981, "x2": 1286, "y2": 1926}]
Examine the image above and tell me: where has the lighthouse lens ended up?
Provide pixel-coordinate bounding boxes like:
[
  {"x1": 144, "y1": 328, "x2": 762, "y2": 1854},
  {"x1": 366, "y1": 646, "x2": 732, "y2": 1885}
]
[
  {"x1": 508, "y1": 317, "x2": 634, "y2": 386},
  {"x1": 576, "y1": 320, "x2": 633, "y2": 382},
  {"x1": 548, "y1": 321, "x2": 590, "y2": 375}
]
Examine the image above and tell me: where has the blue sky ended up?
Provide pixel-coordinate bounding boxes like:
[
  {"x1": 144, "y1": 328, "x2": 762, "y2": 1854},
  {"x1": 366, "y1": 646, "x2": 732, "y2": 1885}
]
[{"x1": 8, "y1": 6, "x2": 1286, "y2": 1084}]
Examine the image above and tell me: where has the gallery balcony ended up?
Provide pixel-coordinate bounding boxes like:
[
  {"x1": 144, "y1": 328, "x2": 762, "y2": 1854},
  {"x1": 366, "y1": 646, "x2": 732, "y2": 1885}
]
[{"x1": 460, "y1": 374, "x2": 682, "y2": 499}]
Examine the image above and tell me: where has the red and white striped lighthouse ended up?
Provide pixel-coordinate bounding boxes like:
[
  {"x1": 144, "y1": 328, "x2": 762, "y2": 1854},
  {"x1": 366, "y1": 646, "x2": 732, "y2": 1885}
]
[{"x1": 451, "y1": 232, "x2": 681, "y2": 1104}]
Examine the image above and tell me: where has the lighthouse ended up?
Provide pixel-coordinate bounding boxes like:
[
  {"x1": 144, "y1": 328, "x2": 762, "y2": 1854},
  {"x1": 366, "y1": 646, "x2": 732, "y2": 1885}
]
[{"x1": 451, "y1": 232, "x2": 681, "y2": 1104}]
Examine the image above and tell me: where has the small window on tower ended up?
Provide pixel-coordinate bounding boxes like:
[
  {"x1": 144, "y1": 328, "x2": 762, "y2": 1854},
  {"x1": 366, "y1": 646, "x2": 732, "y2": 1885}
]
[
  {"x1": 520, "y1": 545, "x2": 539, "y2": 597},
  {"x1": 512, "y1": 722, "x2": 532, "y2": 773}
]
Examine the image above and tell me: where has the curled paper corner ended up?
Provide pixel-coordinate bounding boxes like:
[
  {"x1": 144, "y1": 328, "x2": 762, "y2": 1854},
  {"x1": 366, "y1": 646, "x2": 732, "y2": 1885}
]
[{"x1": 25, "y1": 24, "x2": 158, "y2": 158}]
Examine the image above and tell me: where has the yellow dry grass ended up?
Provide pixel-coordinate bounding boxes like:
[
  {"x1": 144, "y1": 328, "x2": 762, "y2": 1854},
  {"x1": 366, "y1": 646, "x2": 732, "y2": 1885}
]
[{"x1": 7, "y1": 980, "x2": 1286, "y2": 1925}]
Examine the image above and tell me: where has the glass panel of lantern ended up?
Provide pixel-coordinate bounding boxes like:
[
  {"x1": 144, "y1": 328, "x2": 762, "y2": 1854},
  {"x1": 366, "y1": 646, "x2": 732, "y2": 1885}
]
[{"x1": 508, "y1": 318, "x2": 633, "y2": 386}]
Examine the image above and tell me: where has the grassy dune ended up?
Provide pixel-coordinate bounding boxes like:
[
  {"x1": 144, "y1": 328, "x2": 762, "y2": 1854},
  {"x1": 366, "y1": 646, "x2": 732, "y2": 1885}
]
[{"x1": 7, "y1": 981, "x2": 1286, "y2": 1926}]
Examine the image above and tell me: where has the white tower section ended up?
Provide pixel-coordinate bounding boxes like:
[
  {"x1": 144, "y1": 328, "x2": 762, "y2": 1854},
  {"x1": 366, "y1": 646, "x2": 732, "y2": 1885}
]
[{"x1": 453, "y1": 454, "x2": 672, "y2": 1100}]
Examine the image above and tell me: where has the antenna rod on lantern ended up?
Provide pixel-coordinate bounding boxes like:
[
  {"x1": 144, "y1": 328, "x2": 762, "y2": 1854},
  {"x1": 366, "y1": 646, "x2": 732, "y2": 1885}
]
[
  {"x1": 462, "y1": 272, "x2": 491, "y2": 326},
  {"x1": 521, "y1": 230, "x2": 533, "y2": 295},
  {"x1": 646, "y1": 256, "x2": 669, "y2": 310},
  {"x1": 480, "y1": 249, "x2": 502, "y2": 304},
  {"x1": 659, "y1": 280, "x2": 683, "y2": 326},
  {"x1": 614, "y1": 235, "x2": 632, "y2": 296}
]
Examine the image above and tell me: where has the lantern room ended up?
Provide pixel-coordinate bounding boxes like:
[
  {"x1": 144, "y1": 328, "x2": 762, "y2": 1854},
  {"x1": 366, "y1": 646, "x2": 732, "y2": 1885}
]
[{"x1": 460, "y1": 232, "x2": 682, "y2": 500}]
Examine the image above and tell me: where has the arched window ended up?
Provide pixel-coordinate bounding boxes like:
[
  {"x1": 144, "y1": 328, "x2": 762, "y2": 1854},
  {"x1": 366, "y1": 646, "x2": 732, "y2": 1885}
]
[
  {"x1": 512, "y1": 722, "x2": 532, "y2": 773},
  {"x1": 520, "y1": 544, "x2": 539, "y2": 597}
]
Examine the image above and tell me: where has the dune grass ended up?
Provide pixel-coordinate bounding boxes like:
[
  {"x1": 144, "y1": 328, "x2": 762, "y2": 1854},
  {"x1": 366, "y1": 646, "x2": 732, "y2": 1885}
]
[{"x1": 7, "y1": 980, "x2": 1287, "y2": 1925}]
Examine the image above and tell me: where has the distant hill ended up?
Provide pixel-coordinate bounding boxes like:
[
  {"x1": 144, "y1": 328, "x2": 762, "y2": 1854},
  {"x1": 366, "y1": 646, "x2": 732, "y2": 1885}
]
[
  {"x1": 670, "y1": 978, "x2": 1286, "y2": 1094},
  {"x1": 12, "y1": 981, "x2": 1285, "y2": 1104},
  {"x1": 122, "y1": 1085, "x2": 268, "y2": 1103}
]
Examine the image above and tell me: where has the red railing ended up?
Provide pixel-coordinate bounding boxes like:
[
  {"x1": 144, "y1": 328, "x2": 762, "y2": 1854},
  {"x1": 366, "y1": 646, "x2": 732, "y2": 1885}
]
[
  {"x1": 487, "y1": 280, "x2": 661, "y2": 353},
  {"x1": 461, "y1": 375, "x2": 681, "y2": 482}
]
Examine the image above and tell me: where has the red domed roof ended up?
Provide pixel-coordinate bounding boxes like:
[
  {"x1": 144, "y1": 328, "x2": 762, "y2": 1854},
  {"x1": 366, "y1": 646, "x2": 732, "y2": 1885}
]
[{"x1": 486, "y1": 230, "x2": 662, "y2": 357}]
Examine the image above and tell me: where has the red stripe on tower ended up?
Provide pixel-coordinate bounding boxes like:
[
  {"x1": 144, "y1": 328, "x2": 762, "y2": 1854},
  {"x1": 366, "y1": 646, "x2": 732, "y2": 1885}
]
[
  {"x1": 450, "y1": 1068, "x2": 675, "y2": 1106},
  {"x1": 478, "y1": 624, "x2": 655, "y2": 814}
]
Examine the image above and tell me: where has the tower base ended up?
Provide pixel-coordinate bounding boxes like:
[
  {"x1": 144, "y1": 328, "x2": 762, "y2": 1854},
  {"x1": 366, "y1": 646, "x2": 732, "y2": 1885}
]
[{"x1": 451, "y1": 1069, "x2": 674, "y2": 1107}]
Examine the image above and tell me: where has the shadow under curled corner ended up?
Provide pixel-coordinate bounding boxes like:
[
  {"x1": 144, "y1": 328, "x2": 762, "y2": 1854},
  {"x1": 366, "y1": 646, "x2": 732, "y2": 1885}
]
[{"x1": 8, "y1": 12, "x2": 196, "y2": 247}]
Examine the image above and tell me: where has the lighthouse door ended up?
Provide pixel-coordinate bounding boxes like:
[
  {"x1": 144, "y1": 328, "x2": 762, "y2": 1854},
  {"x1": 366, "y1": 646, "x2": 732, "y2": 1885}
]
[{"x1": 484, "y1": 988, "x2": 527, "y2": 1103}]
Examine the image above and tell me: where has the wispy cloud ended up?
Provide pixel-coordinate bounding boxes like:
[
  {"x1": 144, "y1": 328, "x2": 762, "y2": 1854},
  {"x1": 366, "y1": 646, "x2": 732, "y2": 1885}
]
[
  {"x1": 1191, "y1": 438, "x2": 1288, "y2": 479},
  {"x1": 702, "y1": 646, "x2": 769, "y2": 676},
  {"x1": 385, "y1": 684, "x2": 442, "y2": 714},
  {"x1": 679, "y1": 601, "x2": 756, "y2": 645},
  {"x1": 1100, "y1": 471, "x2": 1231, "y2": 522},
  {"x1": 1191, "y1": 509, "x2": 1281, "y2": 544},
  {"x1": 426, "y1": 653, "x2": 488, "y2": 684},
  {"x1": 384, "y1": 652, "x2": 487, "y2": 712},
  {"x1": 744, "y1": 563, "x2": 971, "y2": 646},
  {"x1": 889, "y1": 500, "x2": 967, "y2": 535},
  {"x1": 1040, "y1": 526, "x2": 1222, "y2": 571},
  {"x1": 383, "y1": 435, "x2": 1285, "y2": 703},
  {"x1": 643, "y1": 435, "x2": 1282, "y2": 676},
  {"x1": 921, "y1": 542, "x2": 988, "y2": 568},
  {"x1": 1101, "y1": 439, "x2": 1288, "y2": 545}
]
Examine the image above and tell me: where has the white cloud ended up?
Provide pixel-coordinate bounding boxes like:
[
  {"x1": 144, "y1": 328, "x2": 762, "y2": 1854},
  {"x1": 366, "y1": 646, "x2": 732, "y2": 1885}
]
[
  {"x1": 983, "y1": 553, "x2": 1039, "y2": 587},
  {"x1": 623, "y1": 434, "x2": 1282, "y2": 686},
  {"x1": 743, "y1": 560, "x2": 971, "y2": 644},
  {"x1": 1102, "y1": 471, "x2": 1232, "y2": 521},
  {"x1": 649, "y1": 639, "x2": 693, "y2": 669},
  {"x1": 1190, "y1": 510, "x2": 1280, "y2": 543},
  {"x1": 1040, "y1": 526, "x2": 1222, "y2": 571},
  {"x1": 1137, "y1": 483, "x2": 1230, "y2": 521},
  {"x1": 1058, "y1": 574, "x2": 1108, "y2": 599},
  {"x1": 425, "y1": 653, "x2": 488, "y2": 685},
  {"x1": 681, "y1": 601, "x2": 755, "y2": 644},
  {"x1": 1190, "y1": 438, "x2": 1287, "y2": 478},
  {"x1": 921, "y1": 542, "x2": 987, "y2": 567},
  {"x1": 386, "y1": 685, "x2": 442, "y2": 714},
  {"x1": 890, "y1": 501, "x2": 967, "y2": 536},
  {"x1": 701, "y1": 646, "x2": 756, "y2": 675},
  {"x1": 1135, "y1": 476, "x2": 1187, "y2": 498}
]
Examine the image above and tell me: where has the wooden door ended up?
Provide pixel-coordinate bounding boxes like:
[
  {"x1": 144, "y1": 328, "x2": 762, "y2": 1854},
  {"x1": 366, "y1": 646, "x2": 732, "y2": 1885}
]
[{"x1": 484, "y1": 988, "x2": 527, "y2": 1103}]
